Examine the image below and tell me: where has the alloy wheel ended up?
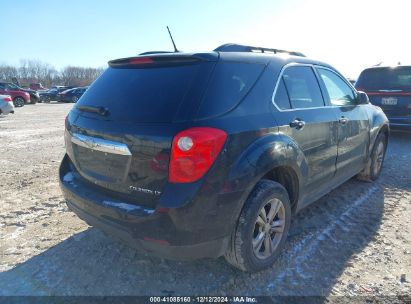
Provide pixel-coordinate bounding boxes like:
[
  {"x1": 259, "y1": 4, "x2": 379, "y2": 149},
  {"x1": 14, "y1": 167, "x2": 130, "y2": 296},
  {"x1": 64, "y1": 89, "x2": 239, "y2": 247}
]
[
  {"x1": 252, "y1": 198, "x2": 286, "y2": 260},
  {"x1": 14, "y1": 97, "x2": 25, "y2": 107}
]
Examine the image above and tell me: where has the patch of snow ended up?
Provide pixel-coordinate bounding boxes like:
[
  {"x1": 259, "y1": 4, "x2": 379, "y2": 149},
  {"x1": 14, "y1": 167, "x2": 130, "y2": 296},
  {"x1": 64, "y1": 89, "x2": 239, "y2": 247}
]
[
  {"x1": 9, "y1": 226, "x2": 25, "y2": 239},
  {"x1": 102, "y1": 200, "x2": 155, "y2": 214},
  {"x1": 267, "y1": 185, "x2": 379, "y2": 291},
  {"x1": 103, "y1": 200, "x2": 140, "y2": 211}
]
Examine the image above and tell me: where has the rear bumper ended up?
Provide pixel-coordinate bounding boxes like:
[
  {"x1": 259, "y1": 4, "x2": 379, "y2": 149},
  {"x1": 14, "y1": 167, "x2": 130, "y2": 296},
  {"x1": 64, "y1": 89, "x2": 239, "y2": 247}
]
[
  {"x1": 59, "y1": 155, "x2": 231, "y2": 260},
  {"x1": 65, "y1": 199, "x2": 228, "y2": 260},
  {"x1": 388, "y1": 117, "x2": 411, "y2": 130},
  {"x1": 389, "y1": 123, "x2": 411, "y2": 130},
  {"x1": 0, "y1": 102, "x2": 15, "y2": 115}
]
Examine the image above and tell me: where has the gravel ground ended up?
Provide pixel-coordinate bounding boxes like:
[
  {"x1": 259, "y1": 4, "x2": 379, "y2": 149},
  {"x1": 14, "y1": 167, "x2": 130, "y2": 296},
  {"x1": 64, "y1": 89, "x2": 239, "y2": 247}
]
[{"x1": 0, "y1": 103, "x2": 410, "y2": 298}]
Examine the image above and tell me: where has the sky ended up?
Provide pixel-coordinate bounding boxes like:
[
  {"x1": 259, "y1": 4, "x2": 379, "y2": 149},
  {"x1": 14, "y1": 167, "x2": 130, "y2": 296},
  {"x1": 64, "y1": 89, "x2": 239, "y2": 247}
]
[{"x1": 1, "y1": 0, "x2": 411, "y2": 79}]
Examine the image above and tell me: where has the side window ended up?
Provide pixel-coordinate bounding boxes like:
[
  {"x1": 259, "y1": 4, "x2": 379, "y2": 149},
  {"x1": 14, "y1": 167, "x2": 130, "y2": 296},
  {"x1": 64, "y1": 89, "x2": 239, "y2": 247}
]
[
  {"x1": 273, "y1": 78, "x2": 291, "y2": 110},
  {"x1": 196, "y1": 62, "x2": 264, "y2": 118},
  {"x1": 282, "y1": 66, "x2": 325, "y2": 109},
  {"x1": 7, "y1": 83, "x2": 18, "y2": 90},
  {"x1": 317, "y1": 68, "x2": 356, "y2": 106}
]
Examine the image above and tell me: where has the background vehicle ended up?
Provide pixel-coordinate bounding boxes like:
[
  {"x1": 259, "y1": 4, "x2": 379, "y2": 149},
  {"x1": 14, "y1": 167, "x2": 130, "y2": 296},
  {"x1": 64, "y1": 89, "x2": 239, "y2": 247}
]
[
  {"x1": 19, "y1": 87, "x2": 40, "y2": 104},
  {"x1": 356, "y1": 65, "x2": 411, "y2": 130},
  {"x1": 58, "y1": 87, "x2": 87, "y2": 103},
  {"x1": 30, "y1": 83, "x2": 47, "y2": 91},
  {"x1": 40, "y1": 86, "x2": 71, "y2": 102},
  {"x1": 0, "y1": 82, "x2": 30, "y2": 107},
  {"x1": 0, "y1": 95, "x2": 15, "y2": 115},
  {"x1": 60, "y1": 44, "x2": 389, "y2": 272}
]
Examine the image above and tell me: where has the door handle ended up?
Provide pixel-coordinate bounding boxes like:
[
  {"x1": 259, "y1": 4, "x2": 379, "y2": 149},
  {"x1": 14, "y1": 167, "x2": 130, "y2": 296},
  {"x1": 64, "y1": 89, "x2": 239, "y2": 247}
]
[
  {"x1": 289, "y1": 119, "x2": 306, "y2": 130},
  {"x1": 339, "y1": 117, "x2": 348, "y2": 125}
]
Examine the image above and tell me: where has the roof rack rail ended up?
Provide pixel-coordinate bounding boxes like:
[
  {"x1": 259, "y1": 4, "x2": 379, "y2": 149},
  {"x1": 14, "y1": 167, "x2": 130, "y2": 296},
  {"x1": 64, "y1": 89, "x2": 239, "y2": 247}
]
[
  {"x1": 139, "y1": 51, "x2": 175, "y2": 55},
  {"x1": 214, "y1": 43, "x2": 305, "y2": 57}
]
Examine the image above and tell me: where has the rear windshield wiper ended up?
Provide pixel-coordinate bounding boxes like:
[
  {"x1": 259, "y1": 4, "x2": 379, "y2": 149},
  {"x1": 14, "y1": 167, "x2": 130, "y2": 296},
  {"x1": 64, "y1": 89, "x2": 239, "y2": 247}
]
[{"x1": 76, "y1": 105, "x2": 110, "y2": 116}]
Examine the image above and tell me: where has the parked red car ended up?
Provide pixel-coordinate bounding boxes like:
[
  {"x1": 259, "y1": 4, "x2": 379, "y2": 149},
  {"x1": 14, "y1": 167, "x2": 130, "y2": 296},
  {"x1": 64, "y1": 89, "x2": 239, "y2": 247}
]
[
  {"x1": 30, "y1": 83, "x2": 47, "y2": 91},
  {"x1": 0, "y1": 82, "x2": 31, "y2": 107}
]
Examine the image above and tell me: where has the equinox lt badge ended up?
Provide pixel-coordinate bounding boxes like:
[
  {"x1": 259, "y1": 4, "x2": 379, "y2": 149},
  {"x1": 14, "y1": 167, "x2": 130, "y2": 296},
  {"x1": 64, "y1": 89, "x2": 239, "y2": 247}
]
[{"x1": 129, "y1": 185, "x2": 161, "y2": 196}]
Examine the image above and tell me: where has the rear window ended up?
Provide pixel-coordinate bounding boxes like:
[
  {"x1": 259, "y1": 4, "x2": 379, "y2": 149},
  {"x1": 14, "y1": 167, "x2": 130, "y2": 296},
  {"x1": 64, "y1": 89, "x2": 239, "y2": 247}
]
[
  {"x1": 77, "y1": 60, "x2": 264, "y2": 122},
  {"x1": 76, "y1": 62, "x2": 213, "y2": 123},
  {"x1": 356, "y1": 67, "x2": 411, "y2": 91}
]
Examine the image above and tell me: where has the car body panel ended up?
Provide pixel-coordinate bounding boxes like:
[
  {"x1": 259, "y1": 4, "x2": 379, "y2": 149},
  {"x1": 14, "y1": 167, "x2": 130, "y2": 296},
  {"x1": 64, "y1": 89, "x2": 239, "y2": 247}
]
[
  {"x1": 30, "y1": 83, "x2": 47, "y2": 91},
  {"x1": 0, "y1": 82, "x2": 30, "y2": 104},
  {"x1": 331, "y1": 105, "x2": 370, "y2": 178},
  {"x1": 59, "y1": 87, "x2": 87, "y2": 102},
  {"x1": 0, "y1": 95, "x2": 15, "y2": 115}
]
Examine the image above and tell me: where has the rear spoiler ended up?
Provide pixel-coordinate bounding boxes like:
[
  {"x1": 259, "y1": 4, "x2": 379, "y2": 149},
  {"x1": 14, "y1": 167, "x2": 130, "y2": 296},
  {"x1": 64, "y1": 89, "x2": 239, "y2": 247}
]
[{"x1": 108, "y1": 53, "x2": 218, "y2": 68}]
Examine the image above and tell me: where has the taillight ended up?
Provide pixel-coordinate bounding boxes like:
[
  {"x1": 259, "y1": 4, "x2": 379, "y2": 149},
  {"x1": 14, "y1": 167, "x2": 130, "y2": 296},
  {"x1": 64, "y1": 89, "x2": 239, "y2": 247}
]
[
  {"x1": 169, "y1": 127, "x2": 227, "y2": 183},
  {"x1": 108, "y1": 56, "x2": 201, "y2": 67},
  {"x1": 128, "y1": 57, "x2": 154, "y2": 64},
  {"x1": 4, "y1": 96, "x2": 12, "y2": 102}
]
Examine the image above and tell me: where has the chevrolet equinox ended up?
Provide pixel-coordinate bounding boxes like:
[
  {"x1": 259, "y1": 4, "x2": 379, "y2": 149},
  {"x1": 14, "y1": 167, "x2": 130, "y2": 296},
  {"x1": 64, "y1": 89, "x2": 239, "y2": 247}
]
[{"x1": 60, "y1": 44, "x2": 389, "y2": 272}]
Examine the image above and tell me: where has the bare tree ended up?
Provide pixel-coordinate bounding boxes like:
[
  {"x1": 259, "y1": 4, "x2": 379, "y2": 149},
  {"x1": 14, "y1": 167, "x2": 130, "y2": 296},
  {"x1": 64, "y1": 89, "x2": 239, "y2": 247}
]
[
  {"x1": 1, "y1": 59, "x2": 104, "y2": 88},
  {"x1": 0, "y1": 65, "x2": 18, "y2": 81},
  {"x1": 60, "y1": 66, "x2": 104, "y2": 87}
]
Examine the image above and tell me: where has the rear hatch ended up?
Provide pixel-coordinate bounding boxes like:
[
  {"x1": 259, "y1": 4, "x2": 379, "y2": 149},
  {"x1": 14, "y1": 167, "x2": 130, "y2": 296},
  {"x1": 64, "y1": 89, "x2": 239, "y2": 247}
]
[
  {"x1": 65, "y1": 54, "x2": 217, "y2": 207},
  {"x1": 65, "y1": 53, "x2": 265, "y2": 207},
  {"x1": 356, "y1": 66, "x2": 411, "y2": 124}
]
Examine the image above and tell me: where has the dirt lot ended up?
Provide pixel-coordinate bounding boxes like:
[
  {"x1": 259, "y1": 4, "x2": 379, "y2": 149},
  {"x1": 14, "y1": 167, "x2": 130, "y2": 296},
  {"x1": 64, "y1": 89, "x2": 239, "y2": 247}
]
[{"x1": 0, "y1": 103, "x2": 410, "y2": 297}]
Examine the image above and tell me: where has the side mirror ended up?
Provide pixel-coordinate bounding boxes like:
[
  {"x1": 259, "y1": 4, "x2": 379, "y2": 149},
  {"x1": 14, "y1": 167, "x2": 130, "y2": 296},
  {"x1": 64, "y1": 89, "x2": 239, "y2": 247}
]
[{"x1": 357, "y1": 91, "x2": 369, "y2": 104}]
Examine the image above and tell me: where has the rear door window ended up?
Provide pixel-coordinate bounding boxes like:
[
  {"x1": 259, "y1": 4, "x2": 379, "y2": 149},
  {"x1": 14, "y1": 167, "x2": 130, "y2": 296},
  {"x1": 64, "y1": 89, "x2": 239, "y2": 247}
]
[{"x1": 282, "y1": 66, "x2": 325, "y2": 109}]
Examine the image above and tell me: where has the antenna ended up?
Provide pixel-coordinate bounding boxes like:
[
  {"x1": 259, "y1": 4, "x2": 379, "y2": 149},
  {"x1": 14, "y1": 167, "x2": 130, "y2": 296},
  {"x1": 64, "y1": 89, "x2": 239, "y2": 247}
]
[{"x1": 167, "y1": 26, "x2": 179, "y2": 52}]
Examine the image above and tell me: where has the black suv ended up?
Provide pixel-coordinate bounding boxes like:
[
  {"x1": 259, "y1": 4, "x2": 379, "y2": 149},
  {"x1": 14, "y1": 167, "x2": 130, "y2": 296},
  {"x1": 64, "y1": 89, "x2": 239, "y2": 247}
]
[
  {"x1": 60, "y1": 44, "x2": 389, "y2": 272},
  {"x1": 356, "y1": 65, "x2": 411, "y2": 130}
]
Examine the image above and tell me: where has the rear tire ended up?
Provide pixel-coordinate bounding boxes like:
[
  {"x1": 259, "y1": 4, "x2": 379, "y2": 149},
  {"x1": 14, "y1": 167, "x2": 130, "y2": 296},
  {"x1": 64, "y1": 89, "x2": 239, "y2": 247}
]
[
  {"x1": 357, "y1": 133, "x2": 387, "y2": 182},
  {"x1": 13, "y1": 97, "x2": 25, "y2": 107},
  {"x1": 224, "y1": 179, "x2": 291, "y2": 272}
]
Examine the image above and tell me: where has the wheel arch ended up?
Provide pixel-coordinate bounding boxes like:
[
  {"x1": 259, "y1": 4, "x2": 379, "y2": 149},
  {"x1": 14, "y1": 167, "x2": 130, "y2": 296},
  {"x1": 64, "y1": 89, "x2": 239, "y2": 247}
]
[
  {"x1": 369, "y1": 122, "x2": 389, "y2": 157},
  {"x1": 367, "y1": 106, "x2": 390, "y2": 156},
  {"x1": 227, "y1": 133, "x2": 305, "y2": 217},
  {"x1": 261, "y1": 165, "x2": 300, "y2": 213}
]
